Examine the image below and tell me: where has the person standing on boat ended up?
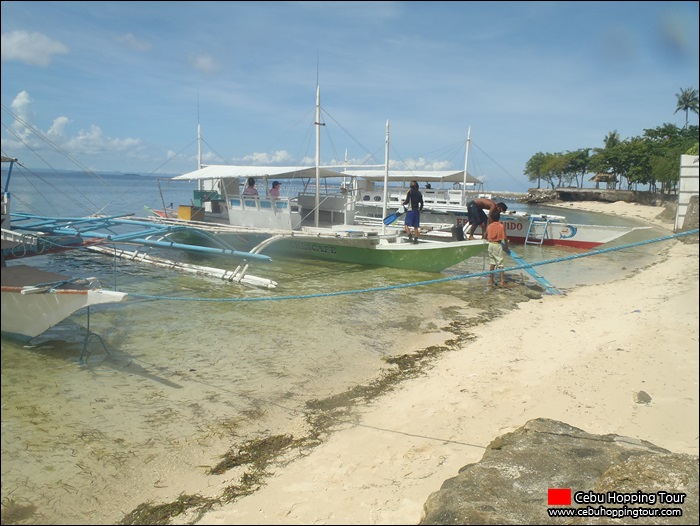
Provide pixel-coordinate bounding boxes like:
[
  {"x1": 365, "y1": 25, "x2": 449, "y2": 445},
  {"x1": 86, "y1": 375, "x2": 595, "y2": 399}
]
[
  {"x1": 270, "y1": 180, "x2": 281, "y2": 198},
  {"x1": 487, "y1": 210, "x2": 510, "y2": 287},
  {"x1": 401, "y1": 180, "x2": 424, "y2": 244},
  {"x1": 465, "y1": 197, "x2": 508, "y2": 240},
  {"x1": 243, "y1": 177, "x2": 259, "y2": 196}
]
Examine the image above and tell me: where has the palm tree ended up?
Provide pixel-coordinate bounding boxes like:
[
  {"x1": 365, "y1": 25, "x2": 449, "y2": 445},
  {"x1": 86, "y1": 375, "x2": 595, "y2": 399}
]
[
  {"x1": 603, "y1": 130, "x2": 621, "y2": 148},
  {"x1": 674, "y1": 87, "x2": 699, "y2": 129}
]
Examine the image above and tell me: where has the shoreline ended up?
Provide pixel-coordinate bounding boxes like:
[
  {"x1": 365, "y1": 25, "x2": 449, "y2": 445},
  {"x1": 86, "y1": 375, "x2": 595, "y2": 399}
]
[{"x1": 195, "y1": 200, "x2": 698, "y2": 525}]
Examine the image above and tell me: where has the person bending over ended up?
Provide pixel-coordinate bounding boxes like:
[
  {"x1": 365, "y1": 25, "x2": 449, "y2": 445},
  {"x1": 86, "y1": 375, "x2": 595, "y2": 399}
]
[{"x1": 465, "y1": 197, "x2": 507, "y2": 240}]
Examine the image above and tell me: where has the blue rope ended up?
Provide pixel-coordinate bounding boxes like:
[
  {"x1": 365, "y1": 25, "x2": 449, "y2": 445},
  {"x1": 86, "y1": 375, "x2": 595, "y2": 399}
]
[{"x1": 126, "y1": 229, "x2": 698, "y2": 303}]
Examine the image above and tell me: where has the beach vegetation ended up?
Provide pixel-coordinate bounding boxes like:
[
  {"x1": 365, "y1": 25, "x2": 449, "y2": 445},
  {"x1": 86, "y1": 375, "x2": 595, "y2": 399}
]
[
  {"x1": 525, "y1": 120, "x2": 698, "y2": 194},
  {"x1": 675, "y1": 87, "x2": 699, "y2": 129}
]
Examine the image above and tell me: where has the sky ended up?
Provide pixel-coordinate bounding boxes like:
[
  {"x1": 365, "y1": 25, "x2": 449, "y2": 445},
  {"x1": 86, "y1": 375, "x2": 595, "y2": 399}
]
[{"x1": 1, "y1": 1, "x2": 698, "y2": 192}]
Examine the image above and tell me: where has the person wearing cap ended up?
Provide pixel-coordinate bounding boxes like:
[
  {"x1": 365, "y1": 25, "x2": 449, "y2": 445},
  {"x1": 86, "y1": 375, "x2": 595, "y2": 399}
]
[
  {"x1": 243, "y1": 177, "x2": 258, "y2": 196},
  {"x1": 270, "y1": 180, "x2": 281, "y2": 198}
]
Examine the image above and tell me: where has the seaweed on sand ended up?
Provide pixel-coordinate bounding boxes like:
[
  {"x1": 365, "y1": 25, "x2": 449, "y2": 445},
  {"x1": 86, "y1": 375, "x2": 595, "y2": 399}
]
[{"x1": 119, "y1": 284, "x2": 540, "y2": 524}]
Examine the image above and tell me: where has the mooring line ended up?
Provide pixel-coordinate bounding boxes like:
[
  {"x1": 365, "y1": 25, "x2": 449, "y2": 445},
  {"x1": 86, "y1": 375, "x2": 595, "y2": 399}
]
[{"x1": 125, "y1": 229, "x2": 698, "y2": 302}]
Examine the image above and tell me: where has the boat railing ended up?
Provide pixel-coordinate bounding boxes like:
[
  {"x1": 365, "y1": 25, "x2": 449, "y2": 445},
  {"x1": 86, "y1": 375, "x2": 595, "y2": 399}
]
[
  {"x1": 228, "y1": 195, "x2": 298, "y2": 213},
  {"x1": 355, "y1": 188, "x2": 485, "y2": 209},
  {"x1": 296, "y1": 191, "x2": 357, "y2": 226}
]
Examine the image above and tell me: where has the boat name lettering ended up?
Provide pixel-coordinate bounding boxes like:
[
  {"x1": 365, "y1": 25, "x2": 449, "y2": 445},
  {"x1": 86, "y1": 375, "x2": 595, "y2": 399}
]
[
  {"x1": 290, "y1": 241, "x2": 337, "y2": 254},
  {"x1": 504, "y1": 222, "x2": 523, "y2": 231}
]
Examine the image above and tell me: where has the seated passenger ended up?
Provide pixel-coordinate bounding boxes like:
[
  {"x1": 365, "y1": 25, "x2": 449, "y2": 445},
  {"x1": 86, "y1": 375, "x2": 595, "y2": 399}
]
[{"x1": 243, "y1": 177, "x2": 259, "y2": 196}]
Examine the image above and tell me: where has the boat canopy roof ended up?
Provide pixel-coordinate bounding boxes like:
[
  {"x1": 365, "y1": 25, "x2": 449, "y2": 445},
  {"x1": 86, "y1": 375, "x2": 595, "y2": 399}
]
[
  {"x1": 172, "y1": 165, "x2": 347, "y2": 181},
  {"x1": 172, "y1": 165, "x2": 482, "y2": 185},
  {"x1": 339, "y1": 169, "x2": 481, "y2": 184}
]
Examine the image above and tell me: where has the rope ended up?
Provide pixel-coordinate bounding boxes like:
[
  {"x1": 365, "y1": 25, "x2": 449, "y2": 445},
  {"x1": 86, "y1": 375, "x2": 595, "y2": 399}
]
[{"x1": 125, "y1": 229, "x2": 698, "y2": 303}]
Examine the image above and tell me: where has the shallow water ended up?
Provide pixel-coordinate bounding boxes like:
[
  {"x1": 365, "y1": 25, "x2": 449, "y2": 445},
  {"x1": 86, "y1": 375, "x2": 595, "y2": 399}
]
[{"x1": 1, "y1": 170, "x2": 674, "y2": 524}]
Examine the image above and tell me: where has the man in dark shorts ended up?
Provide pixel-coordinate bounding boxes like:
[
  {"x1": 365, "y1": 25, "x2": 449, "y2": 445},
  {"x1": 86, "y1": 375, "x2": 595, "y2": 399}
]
[
  {"x1": 401, "y1": 180, "x2": 424, "y2": 244},
  {"x1": 465, "y1": 197, "x2": 508, "y2": 240}
]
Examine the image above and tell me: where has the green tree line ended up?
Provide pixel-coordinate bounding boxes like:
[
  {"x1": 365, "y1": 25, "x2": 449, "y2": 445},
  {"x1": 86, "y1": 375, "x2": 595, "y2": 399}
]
[{"x1": 524, "y1": 87, "x2": 699, "y2": 193}]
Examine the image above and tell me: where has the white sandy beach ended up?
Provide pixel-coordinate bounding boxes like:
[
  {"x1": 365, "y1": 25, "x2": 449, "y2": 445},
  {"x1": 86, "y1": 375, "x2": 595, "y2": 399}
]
[{"x1": 195, "y1": 201, "x2": 699, "y2": 525}]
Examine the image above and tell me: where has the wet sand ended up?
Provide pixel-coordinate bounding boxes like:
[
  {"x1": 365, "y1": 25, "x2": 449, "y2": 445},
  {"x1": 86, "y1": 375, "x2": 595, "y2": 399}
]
[{"x1": 194, "y1": 201, "x2": 698, "y2": 524}]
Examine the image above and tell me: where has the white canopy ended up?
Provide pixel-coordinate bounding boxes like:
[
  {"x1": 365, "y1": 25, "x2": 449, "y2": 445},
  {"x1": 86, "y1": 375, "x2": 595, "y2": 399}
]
[
  {"x1": 172, "y1": 165, "x2": 347, "y2": 181},
  {"x1": 339, "y1": 169, "x2": 482, "y2": 184}
]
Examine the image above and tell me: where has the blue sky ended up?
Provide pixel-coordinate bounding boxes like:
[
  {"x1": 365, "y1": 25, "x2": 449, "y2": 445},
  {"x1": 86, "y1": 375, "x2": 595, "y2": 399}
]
[{"x1": 1, "y1": 1, "x2": 698, "y2": 192}]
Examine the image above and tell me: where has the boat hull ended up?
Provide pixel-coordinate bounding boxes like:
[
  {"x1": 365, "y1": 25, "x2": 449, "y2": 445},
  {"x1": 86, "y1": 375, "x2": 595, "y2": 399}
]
[
  {"x1": 1, "y1": 265, "x2": 128, "y2": 340},
  {"x1": 499, "y1": 217, "x2": 640, "y2": 249},
  {"x1": 448, "y1": 212, "x2": 642, "y2": 249},
  {"x1": 255, "y1": 234, "x2": 486, "y2": 272}
]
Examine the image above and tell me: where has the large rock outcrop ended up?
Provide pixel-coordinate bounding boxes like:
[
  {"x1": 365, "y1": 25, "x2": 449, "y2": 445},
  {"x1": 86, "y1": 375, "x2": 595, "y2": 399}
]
[{"x1": 420, "y1": 418, "x2": 698, "y2": 525}]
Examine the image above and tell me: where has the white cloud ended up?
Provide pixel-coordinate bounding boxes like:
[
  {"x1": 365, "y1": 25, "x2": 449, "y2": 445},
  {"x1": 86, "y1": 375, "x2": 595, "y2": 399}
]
[
  {"x1": 1, "y1": 30, "x2": 69, "y2": 66},
  {"x1": 240, "y1": 150, "x2": 294, "y2": 165},
  {"x1": 47, "y1": 116, "x2": 71, "y2": 137},
  {"x1": 63, "y1": 125, "x2": 140, "y2": 155},
  {"x1": 8, "y1": 90, "x2": 36, "y2": 142},
  {"x1": 190, "y1": 54, "x2": 219, "y2": 75},
  {"x1": 398, "y1": 157, "x2": 451, "y2": 171},
  {"x1": 10, "y1": 90, "x2": 33, "y2": 120},
  {"x1": 5, "y1": 91, "x2": 141, "y2": 161},
  {"x1": 115, "y1": 33, "x2": 152, "y2": 52}
]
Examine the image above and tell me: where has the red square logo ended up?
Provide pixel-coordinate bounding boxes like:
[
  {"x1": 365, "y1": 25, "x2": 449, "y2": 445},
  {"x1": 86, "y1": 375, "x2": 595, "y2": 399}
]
[{"x1": 548, "y1": 488, "x2": 571, "y2": 505}]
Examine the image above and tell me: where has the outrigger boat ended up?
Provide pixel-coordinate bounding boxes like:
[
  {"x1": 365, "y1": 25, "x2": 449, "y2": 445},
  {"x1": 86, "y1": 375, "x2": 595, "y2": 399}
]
[
  {"x1": 2, "y1": 213, "x2": 278, "y2": 340},
  {"x1": 489, "y1": 211, "x2": 648, "y2": 249},
  {"x1": 2, "y1": 156, "x2": 126, "y2": 341},
  {"x1": 340, "y1": 182, "x2": 647, "y2": 250},
  {"x1": 1, "y1": 262, "x2": 128, "y2": 341},
  {"x1": 344, "y1": 128, "x2": 486, "y2": 224},
  {"x1": 154, "y1": 86, "x2": 487, "y2": 273},
  {"x1": 339, "y1": 131, "x2": 646, "y2": 250},
  {"x1": 1, "y1": 156, "x2": 279, "y2": 341}
]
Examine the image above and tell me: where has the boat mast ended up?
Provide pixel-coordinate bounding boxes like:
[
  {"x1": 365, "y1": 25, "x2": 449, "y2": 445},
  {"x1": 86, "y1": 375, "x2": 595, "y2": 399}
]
[
  {"x1": 197, "y1": 93, "x2": 203, "y2": 192},
  {"x1": 314, "y1": 85, "x2": 321, "y2": 227},
  {"x1": 462, "y1": 126, "x2": 471, "y2": 206},
  {"x1": 197, "y1": 123, "x2": 203, "y2": 192},
  {"x1": 382, "y1": 120, "x2": 389, "y2": 235},
  {"x1": 197, "y1": 123, "x2": 202, "y2": 170}
]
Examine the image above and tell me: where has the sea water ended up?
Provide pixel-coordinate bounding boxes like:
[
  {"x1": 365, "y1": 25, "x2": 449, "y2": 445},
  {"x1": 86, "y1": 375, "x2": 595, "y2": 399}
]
[{"x1": 1, "y1": 170, "x2": 670, "y2": 524}]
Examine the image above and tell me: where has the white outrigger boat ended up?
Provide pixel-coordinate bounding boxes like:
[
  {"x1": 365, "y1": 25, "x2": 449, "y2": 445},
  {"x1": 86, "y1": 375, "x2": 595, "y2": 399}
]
[
  {"x1": 338, "y1": 131, "x2": 646, "y2": 250},
  {"x1": 492, "y1": 211, "x2": 648, "y2": 249},
  {"x1": 1, "y1": 155, "x2": 282, "y2": 341},
  {"x1": 1, "y1": 262, "x2": 128, "y2": 341},
  {"x1": 157, "y1": 86, "x2": 486, "y2": 273},
  {"x1": 2, "y1": 156, "x2": 126, "y2": 341}
]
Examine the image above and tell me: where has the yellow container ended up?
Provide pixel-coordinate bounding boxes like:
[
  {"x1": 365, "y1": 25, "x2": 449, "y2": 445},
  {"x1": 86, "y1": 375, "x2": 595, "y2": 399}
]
[{"x1": 178, "y1": 205, "x2": 205, "y2": 221}]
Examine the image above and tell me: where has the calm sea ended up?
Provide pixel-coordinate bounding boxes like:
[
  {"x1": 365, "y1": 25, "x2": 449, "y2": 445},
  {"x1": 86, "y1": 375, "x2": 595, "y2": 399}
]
[{"x1": 1, "y1": 169, "x2": 669, "y2": 524}]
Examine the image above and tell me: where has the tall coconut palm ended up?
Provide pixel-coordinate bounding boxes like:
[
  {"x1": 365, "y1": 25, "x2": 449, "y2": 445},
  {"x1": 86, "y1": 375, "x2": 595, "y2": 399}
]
[
  {"x1": 603, "y1": 130, "x2": 621, "y2": 148},
  {"x1": 674, "y1": 87, "x2": 699, "y2": 129}
]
